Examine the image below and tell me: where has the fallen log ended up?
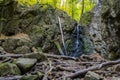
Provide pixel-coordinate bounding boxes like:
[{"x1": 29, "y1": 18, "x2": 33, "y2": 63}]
[
  {"x1": 56, "y1": 65, "x2": 76, "y2": 72},
  {"x1": 45, "y1": 54, "x2": 77, "y2": 60},
  {"x1": 0, "y1": 52, "x2": 77, "y2": 60},
  {"x1": 65, "y1": 59, "x2": 120, "y2": 78},
  {"x1": 0, "y1": 54, "x2": 23, "y2": 58},
  {"x1": 0, "y1": 76, "x2": 22, "y2": 80}
]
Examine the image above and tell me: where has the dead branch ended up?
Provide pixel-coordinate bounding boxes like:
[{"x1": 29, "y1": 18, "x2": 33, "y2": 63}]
[
  {"x1": 0, "y1": 53, "x2": 77, "y2": 60},
  {"x1": 78, "y1": 62, "x2": 102, "y2": 65},
  {"x1": 0, "y1": 54, "x2": 23, "y2": 58},
  {"x1": 42, "y1": 61, "x2": 54, "y2": 80},
  {"x1": 0, "y1": 76, "x2": 22, "y2": 80},
  {"x1": 56, "y1": 65, "x2": 76, "y2": 72},
  {"x1": 0, "y1": 57, "x2": 13, "y2": 63},
  {"x1": 65, "y1": 59, "x2": 120, "y2": 78},
  {"x1": 44, "y1": 54, "x2": 77, "y2": 60}
]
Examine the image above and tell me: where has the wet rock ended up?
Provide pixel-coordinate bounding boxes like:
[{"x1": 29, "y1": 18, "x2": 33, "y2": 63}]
[
  {"x1": 16, "y1": 58, "x2": 37, "y2": 73},
  {"x1": 0, "y1": 63, "x2": 21, "y2": 76},
  {"x1": 84, "y1": 71, "x2": 101, "y2": 80},
  {"x1": 20, "y1": 75, "x2": 38, "y2": 80}
]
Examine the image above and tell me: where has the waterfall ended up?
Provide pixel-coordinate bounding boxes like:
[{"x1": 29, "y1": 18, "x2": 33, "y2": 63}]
[
  {"x1": 57, "y1": 16, "x2": 67, "y2": 55},
  {"x1": 75, "y1": 25, "x2": 79, "y2": 49},
  {"x1": 68, "y1": 24, "x2": 84, "y2": 57},
  {"x1": 74, "y1": 25, "x2": 79, "y2": 56},
  {"x1": 57, "y1": 17, "x2": 85, "y2": 57}
]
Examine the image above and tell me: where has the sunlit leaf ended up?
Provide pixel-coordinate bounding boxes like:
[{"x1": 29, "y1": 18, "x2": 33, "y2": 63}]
[{"x1": 17, "y1": 0, "x2": 97, "y2": 21}]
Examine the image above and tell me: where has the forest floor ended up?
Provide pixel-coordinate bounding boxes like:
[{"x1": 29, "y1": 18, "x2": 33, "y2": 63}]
[
  {"x1": 0, "y1": 34, "x2": 119, "y2": 80},
  {"x1": 0, "y1": 51, "x2": 120, "y2": 80},
  {"x1": 34, "y1": 53, "x2": 120, "y2": 80}
]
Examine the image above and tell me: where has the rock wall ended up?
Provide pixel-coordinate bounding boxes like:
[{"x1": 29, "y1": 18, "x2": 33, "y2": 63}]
[
  {"x1": 83, "y1": 0, "x2": 120, "y2": 59},
  {"x1": 0, "y1": 0, "x2": 77, "y2": 54}
]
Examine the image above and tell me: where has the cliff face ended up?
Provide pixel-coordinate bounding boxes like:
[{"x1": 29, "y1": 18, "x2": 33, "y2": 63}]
[
  {"x1": 83, "y1": 0, "x2": 120, "y2": 59},
  {"x1": 101, "y1": 0, "x2": 120, "y2": 59},
  {"x1": 0, "y1": 0, "x2": 77, "y2": 54}
]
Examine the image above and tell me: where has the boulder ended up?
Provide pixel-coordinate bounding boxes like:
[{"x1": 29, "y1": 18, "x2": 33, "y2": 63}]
[
  {"x1": 84, "y1": 71, "x2": 101, "y2": 80},
  {"x1": 0, "y1": 37, "x2": 32, "y2": 54},
  {"x1": 0, "y1": 63, "x2": 21, "y2": 76},
  {"x1": 16, "y1": 58, "x2": 37, "y2": 73}
]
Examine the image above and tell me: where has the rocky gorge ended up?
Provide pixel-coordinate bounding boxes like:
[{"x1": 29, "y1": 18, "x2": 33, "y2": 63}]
[{"x1": 0, "y1": 0, "x2": 120, "y2": 80}]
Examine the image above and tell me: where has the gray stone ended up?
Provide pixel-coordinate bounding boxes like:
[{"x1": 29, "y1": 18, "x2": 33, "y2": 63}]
[
  {"x1": 84, "y1": 71, "x2": 100, "y2": 80},
  {"x1": 16, "y1": 58, "x2": 37, "y2": 73},
  {"x1": 0, "y1": 63, "x2": 21, "y2": 76}
]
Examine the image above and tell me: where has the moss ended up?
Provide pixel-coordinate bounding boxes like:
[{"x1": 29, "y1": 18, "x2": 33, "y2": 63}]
[
  {"x1": 80, "y1": 11, "x2": 94, "y2": 26},
  {"x1": 0, "y1": 63, "x2": 21, "y2": 76},
  {"x1": 108, "y1": 52, "x2": 119, "y2": 60},
  {"x1": 37, "y1": 71, "x2": 44, "y2": 79},
  {"x1": 54, "y1": 41, "x2": 64, "y2": 55},
  {"x1": 40, "y1": 5, "x2": 49, "y2": 12}
]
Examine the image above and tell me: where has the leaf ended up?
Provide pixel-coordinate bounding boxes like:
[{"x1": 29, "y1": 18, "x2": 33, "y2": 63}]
[{"x1": 17, "y1": 0, "x2": 97, "y2": 21}]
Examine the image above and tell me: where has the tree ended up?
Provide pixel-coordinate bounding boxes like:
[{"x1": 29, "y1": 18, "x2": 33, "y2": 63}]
[{"x1": 17, "y1": 0, "x2": 97, "y2": 21}]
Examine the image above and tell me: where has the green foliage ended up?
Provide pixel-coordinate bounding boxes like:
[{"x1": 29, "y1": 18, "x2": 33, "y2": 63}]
[
  {"x1": 80, "y1": 11, "x2": 94, "y2": 26},
  {"x1": 17, "y1": 0, "x2": 97, "y2": 21},
  {"x1": 83, "y1": 38, "x2": 93, "y2": 54}
]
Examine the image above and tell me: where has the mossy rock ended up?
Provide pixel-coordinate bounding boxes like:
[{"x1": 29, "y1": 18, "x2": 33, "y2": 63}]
[
  {"x1": 108, "y1": 51, "x2": 120, "y2": 60},
  {"x1": 0, "y1": 3, "x2": 76, "y2": 54},
  {"x1": 1, "y1": 38, "x2": 32, "y2": 54},
  {"x1": 0, "y1": 63, "x2": 21, "y2": 76},
  {"x1": 15, "y1": 58, "x2": 37, "y2": 73}
]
